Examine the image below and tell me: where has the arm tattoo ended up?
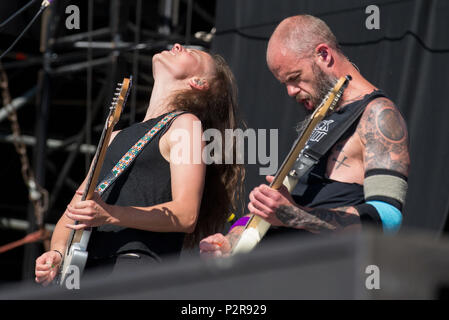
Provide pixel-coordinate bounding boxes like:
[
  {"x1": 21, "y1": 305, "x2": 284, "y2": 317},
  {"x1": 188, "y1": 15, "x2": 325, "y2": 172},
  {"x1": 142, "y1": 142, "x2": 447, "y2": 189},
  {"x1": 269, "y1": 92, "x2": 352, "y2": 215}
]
[
  {"x1": 357, "y1": 98, "x2": 410, "y2": 175},
  {"x1": 377, "y1": 108, "x2": 405, "y2": 142},
  {"x1": 275, "y1": 205, "x2": 361, "y2": 233},
  {"x1": 226, "y1": 226, "x2": 244, "y2": 249}
]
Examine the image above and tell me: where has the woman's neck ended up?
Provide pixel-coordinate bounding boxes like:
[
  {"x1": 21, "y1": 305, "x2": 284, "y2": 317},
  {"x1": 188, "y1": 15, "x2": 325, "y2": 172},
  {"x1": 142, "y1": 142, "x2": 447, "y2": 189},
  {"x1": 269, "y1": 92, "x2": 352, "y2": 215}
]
[{"x1": 142, "y1": 78, "x2": 187, "y2": 122}]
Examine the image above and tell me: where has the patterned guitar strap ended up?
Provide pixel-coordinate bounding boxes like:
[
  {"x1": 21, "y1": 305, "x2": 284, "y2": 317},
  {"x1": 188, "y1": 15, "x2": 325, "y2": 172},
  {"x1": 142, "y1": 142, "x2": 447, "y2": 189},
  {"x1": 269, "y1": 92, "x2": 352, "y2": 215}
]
[{"x1": 95, "y1": 111, "x2": 184, "y2": 195}]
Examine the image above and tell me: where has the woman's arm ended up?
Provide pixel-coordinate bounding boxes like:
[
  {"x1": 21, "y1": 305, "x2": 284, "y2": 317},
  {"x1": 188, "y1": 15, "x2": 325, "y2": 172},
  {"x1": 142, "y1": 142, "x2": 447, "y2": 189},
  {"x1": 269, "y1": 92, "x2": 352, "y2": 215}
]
[
  {"x1": 65, "y1": 113, "x2": 206, "y2": 233},
  {"x1": 50, "y1": 130, "x2": 123, "y2": 251}
]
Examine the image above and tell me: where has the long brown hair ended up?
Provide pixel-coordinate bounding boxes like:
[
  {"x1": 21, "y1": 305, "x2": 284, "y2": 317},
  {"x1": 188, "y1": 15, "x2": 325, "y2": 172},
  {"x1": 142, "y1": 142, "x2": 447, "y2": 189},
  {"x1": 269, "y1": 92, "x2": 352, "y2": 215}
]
[{"x1": 168, "y1": 54, "x2": 245, "y2": 248}]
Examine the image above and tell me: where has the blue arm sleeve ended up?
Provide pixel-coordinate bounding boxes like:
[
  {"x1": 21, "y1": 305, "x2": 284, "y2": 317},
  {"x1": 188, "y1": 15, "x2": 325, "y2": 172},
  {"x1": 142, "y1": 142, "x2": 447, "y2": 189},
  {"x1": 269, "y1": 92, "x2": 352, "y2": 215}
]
[{"x1": 366, "y1": 200, "x2": 402, "y2": 234}]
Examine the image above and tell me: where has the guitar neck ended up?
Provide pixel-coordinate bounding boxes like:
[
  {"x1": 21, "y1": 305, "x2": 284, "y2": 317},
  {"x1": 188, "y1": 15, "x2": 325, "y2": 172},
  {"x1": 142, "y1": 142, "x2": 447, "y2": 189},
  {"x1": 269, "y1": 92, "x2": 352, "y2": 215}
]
[
  {"x1": 270, "y1": 118, "x2": 315, "y2": 190},
  {"x1": 84, "y1": 119, "x2": 114, "y2": 200},
  {"x1": 244, "y1": 114, "x2": 320, "y2": 231},
  {"x1": 69, "y1": 77, "x2": 132, "y2": 246},
  {"x1": 231, "y1": 76, "x2": 351, "y2": 255}
]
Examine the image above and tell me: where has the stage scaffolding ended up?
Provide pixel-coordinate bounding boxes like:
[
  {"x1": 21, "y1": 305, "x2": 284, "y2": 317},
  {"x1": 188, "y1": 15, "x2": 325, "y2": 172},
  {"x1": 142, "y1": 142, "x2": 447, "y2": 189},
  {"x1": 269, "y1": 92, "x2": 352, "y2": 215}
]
[{"x1": 0, "y1": 0, "x2": 215, "y2": 280}]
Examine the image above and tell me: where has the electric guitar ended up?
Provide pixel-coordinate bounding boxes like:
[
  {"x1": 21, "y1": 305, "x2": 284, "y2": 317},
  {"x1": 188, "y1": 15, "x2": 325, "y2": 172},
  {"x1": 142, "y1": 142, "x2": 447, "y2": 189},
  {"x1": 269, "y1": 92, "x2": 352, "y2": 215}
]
[
  {"x1": 57, "y1": 77, "x2": 132, "y2": 286},
  {"x1": 231, "y1": 75, "x2": 351, "y2": 255}
]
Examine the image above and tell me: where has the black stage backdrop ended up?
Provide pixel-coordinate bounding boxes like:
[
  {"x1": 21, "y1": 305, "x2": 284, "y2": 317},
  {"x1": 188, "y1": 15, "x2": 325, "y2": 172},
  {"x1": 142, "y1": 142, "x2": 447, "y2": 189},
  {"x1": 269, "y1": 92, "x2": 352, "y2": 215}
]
[{"x1": 211, "y1": 0, "x2": 449, "y2": 235}]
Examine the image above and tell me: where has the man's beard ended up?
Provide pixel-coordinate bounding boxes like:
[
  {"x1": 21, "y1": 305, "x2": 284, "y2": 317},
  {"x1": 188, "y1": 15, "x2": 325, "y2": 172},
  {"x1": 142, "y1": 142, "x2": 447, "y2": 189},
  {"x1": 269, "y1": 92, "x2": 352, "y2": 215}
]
[
  {"x1": 295, "y1": 63, "x2": 338, "y2": 134},
  {"x1": 308, "y1": 62, "x2": 338, "y2": 109}
]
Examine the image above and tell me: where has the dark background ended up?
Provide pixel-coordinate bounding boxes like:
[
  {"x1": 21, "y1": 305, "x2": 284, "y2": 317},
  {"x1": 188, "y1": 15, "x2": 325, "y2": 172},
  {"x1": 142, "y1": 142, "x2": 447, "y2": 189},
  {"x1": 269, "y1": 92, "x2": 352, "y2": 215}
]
[{"x1": 0, "y1": 0, "x2": 448, "y2": 285}]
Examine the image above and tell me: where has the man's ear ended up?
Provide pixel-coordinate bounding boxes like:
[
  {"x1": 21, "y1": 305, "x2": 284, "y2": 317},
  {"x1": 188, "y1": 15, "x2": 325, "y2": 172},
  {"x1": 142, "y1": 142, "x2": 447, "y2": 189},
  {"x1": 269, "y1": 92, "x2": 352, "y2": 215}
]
[
  {"x1": 315, "y1": 44, "x2": 332, "y2": 67},
  {"x1": 189, "y1": 78, "x2": 209, "y2": 91}
]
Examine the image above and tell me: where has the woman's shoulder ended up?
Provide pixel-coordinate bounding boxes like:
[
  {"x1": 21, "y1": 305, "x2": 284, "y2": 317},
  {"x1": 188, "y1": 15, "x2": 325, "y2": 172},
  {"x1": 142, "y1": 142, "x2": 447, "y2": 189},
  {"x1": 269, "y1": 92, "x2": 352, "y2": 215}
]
[{"x1": 169, "y1": 112, "x2": 202, "y2": 131}]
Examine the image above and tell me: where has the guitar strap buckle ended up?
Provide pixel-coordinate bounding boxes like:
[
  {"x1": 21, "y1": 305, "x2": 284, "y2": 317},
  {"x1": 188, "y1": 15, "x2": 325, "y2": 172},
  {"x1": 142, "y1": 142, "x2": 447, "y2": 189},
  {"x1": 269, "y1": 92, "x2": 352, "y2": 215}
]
[{"x1": 288, "y1": 147, "x2": 320, "y2": 179}]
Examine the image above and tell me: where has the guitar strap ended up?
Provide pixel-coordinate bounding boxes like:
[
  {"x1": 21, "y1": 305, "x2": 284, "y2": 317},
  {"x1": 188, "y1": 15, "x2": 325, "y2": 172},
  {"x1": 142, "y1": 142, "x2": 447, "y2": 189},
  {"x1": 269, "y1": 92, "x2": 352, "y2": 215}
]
[
  {"x1": 290, "y1": 91, "x2": 386, "y2": 193},
  {"x1": 96, "y1": 111, "x2": 185, "y2": 195}
]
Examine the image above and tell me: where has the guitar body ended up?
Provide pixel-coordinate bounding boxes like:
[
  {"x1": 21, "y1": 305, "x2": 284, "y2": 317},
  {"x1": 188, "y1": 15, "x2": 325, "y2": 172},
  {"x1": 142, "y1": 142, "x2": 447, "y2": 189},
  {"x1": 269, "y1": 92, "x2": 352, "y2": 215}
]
[
  {"x1": 58, "y1": 229, "x2": 91, "y2": 285},
  {"x1": 57, "y1": 77, "x2": 132, "y2": 286},
  {"x1": 231, "y1": 76, "x2": 351, "y2": 255}
]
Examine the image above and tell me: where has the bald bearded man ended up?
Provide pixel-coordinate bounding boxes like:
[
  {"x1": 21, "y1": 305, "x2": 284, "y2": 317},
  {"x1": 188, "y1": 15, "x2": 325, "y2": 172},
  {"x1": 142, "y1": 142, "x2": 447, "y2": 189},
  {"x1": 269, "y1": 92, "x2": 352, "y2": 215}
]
[{"x1": 200, "y1": 15, "x2": 410, "y2": 257}]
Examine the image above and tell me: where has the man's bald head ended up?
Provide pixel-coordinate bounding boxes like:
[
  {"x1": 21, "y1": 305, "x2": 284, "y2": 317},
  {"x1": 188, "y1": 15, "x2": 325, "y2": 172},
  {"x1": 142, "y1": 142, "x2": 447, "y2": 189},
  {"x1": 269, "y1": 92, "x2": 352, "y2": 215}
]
[{"x1": 267, "y1": 15, "x2": 341, "y2": 64}]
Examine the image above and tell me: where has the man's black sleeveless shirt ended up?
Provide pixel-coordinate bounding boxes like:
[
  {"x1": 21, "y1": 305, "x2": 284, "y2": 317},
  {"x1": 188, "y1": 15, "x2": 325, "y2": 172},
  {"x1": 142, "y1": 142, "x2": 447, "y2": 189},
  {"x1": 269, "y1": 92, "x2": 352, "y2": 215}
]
[
  {"x1": 265, "y1": 90, "x2": 385, "y2": 240},
  {"x1": 87, "y1": 112, "x2": 185, "y2": 261},
  {"x1": 291, "y1": 90, "x2": 387, "y2": 209}
]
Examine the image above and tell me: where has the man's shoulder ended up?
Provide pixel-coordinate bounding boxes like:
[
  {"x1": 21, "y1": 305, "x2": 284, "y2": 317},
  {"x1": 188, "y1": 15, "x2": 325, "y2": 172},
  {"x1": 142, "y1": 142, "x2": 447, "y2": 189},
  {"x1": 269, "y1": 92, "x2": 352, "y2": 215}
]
[
  {"x1": 355, "y1": 95, "x2": 410, "y2": 175},
  {"x1": 363, "y1": 95, "x2": 398, "y2": 115},
  {"x1": 357, "y1": 96, "x2": 407, "y2": 139}
]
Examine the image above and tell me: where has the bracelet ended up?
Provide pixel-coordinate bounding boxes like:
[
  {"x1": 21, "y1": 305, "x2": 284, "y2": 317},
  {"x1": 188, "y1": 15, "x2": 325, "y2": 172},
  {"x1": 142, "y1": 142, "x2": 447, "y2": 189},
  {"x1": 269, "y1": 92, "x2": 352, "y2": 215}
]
[{"x1": 53, "y1": 249, "x2": 63, "y2": 260}]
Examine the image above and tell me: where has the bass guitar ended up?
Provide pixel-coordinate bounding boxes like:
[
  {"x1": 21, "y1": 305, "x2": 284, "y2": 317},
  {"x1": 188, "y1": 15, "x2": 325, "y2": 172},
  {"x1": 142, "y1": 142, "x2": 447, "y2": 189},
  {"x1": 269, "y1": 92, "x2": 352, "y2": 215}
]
[
  {"x1": 231, "y1": 75, "x2": 351, "y2": 255},
  {"x1": 58, "y1": 77, "x2": 132, "y2": 285}
]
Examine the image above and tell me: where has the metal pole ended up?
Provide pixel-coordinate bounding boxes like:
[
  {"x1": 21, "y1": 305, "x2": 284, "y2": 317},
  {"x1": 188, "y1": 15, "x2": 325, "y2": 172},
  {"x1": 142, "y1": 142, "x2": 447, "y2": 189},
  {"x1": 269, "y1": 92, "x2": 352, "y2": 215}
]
[
  {"x1": 47, "y1": 83, "x2": 107, "y2": 213},
  {"x1": 86, "y1": 0, "x2": 94, "y2": 173},
  {"x1": 186, "y1": 0, "x2": 193, "y2": 45},
  {"x1": 106, "y1": 0, "x2": 120, "y2": 120},
  {"x1": 130, "y1": 0, "x2": 142, "y2": 125},
  {"x1": 0, "y1": 87, "x2": 37, "y2": 123},
  {"x1": 159, "y1": 0, "x2": 173, "y2": 36},
  {"x1": 22, "y1": 4, "x2": 55, "y2": 280}
]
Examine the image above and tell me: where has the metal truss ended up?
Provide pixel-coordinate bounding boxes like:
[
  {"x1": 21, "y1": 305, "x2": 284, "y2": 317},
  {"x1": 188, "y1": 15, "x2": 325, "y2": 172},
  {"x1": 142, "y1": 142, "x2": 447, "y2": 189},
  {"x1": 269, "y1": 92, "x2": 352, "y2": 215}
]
[{"x1": 0, "y1": 0, "x2": 216, "y2": 279}]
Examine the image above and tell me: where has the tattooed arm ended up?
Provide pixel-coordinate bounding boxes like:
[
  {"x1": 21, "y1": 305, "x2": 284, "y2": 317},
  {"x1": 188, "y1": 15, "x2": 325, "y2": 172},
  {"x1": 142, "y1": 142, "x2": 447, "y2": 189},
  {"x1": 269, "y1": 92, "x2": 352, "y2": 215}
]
[
  {"x1": 275, "y1": 205, "x2": 361, "y2": 233},
  {"x1": 248, "y1": 176, "x2": 363, "y2": 233},
  {"x1": 199, "y1": 97, "x2": 411, "y2": 253},
  {"x1": 358, "y1": 97, "x2": 410, "y2": 176},
  {"x1": 249, "y1": 97, "x2": 410, "y2": 234}
]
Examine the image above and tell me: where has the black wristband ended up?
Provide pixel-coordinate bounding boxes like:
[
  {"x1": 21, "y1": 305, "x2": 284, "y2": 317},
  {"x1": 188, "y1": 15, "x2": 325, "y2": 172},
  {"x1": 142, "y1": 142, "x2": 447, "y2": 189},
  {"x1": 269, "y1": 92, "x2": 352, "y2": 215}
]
[{"x1": 53, "y1": 249, "x2": 63, "y2": 260}]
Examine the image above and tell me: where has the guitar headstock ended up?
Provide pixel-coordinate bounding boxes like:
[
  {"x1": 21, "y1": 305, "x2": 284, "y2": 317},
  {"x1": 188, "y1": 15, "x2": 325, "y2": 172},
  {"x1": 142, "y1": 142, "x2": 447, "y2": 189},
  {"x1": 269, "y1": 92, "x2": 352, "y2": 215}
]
[{"x1": 109, "y1": 77, "x2": 132, "y2": 126}]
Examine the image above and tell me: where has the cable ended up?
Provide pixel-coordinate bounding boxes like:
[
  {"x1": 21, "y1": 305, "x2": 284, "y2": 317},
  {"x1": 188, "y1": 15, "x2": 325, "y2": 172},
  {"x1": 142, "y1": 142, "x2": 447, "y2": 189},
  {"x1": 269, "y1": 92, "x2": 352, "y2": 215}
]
[
  {"x1": 214, "y1": 0, "x2": 449, "y2": 54},
  {"x1": 215, "y1": 24, "x2": 449, "y2": 54},
  {"x1": 340, "y1": 30, "x2": 449, "y2": 54},
  {"x1": 0, "y1": 0, "x2": 38, "y2": 30},
  {"x1": 0, "y1": 5, "x2": 46, "y2": 60}
]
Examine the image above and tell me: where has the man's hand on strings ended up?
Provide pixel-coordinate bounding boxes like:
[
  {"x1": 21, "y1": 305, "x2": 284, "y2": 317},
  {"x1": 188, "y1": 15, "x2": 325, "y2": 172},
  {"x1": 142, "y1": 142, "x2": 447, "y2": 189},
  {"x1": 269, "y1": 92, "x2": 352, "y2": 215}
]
[
  {"x1": 248, "y1": 175, "x2": 297, "y2": 226},
  {"x1": 65, "y1": 191, "x2": 117, "y2": 229}
]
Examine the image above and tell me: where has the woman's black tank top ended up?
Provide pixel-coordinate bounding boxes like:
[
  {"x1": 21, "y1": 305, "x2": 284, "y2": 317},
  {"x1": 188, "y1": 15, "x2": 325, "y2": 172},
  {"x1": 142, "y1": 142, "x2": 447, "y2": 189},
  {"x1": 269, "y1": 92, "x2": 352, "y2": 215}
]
[{"x1": 87, "y1": 112, "x2": 185, "y2": 260}]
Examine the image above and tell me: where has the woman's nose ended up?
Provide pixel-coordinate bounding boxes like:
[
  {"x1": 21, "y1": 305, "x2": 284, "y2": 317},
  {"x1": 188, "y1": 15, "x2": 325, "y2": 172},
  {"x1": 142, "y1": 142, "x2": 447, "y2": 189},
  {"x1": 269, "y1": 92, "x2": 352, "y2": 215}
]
[{"x1": 172, "y1": 43, "x2": 183, "y2": 52}]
